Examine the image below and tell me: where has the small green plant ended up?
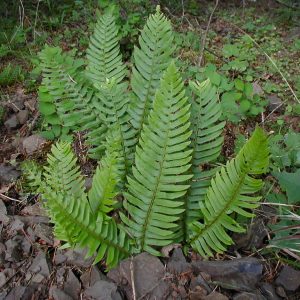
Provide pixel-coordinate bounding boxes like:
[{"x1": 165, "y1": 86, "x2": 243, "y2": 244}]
[
  {"x1": 24, "y1": 8, "x2": 270, "y2": 269},
  {"x1": 0, "y1": 64, "x2": 23, "y2": 86}
]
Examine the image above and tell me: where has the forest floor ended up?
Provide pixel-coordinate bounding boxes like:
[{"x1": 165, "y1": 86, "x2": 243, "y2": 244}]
[{"x1": 0, "y1": 1, "x2": 300, "y2": 299}]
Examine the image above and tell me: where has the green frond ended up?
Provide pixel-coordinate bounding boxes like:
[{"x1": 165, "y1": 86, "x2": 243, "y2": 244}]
[
  {"x1": 86, "y1": 12, "x2": 126, "y2": 85},
  {"x1": 88, "y1": 132, "x2": 123, "y2": 214},
  {"x1": 120, "y1": 62, "x2": 193, "y2": 256},
  {"x1": 129, "y1": 8, "x2": 175, "y2": 147},
  {"x1": 39, "y1": 46, "x2": 99, "y2": 130},
  {"x1": 24, "y1": 141, "x2": 132, "y2": 268},
  {"x1": 183, "y1": 79, "x2": 225, "y2": 235},
  {"x1": 188, "y1": 127, "x2": 269, "y2": 257},
  {"x1": 92, "y1": 79, "x2": 136, "y2": 170}
]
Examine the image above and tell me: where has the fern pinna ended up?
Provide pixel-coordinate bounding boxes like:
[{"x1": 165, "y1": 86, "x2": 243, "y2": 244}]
[{"x1": 27, "y1": 6, "x2": 270, "y2": 268}]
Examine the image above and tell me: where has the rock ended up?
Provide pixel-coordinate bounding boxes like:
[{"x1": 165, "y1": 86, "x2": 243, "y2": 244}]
[
  {"x1": 34, "y1": 223, "x2": 54, "y2": 245},
  {"x1": 84, "y1": 281, "x2": 122, "y2": 300},
  {"x1": 253, "y1": 82, "x2": 264, "y2": 96},
  {"x1": 275, "y1": 286, "x2": 286, "y2": 298},
  {"x1": 7, "y1": 218, "x2": 24, "y2": 236},
  {"x1": 233, "y1": 291, "x2": 266, "y2": 300},
  {"x1": 65, "y1": 248, "x2": 94, "y2": 268},
  {"x1": 167, "y1": 248, "x2": 192, "y2": 274},
  {"x1": 56, "y1": 267, "x2": 67, "y2": 285},
  {"x1": 21, "y1": 202, "x2": 46, "y2": 216},
  {"x1": 49, "y1": 286, "x2": 73, "y2": 300},
  {"x1": 232, "y1": 218, "x2": 267, "y2": 250},
  {"x1": 203, "y1": 291, "x2": 229, "y2": 300},
  {"x1": 4, "y1": 115, "x2": 19, "y2": 130},
  {"x1": 16, "y1": 109, "x2": 29, "y2": 125},
  {"x1": 81, "y1": 266, "x2": 107, "y2": 288},
  {"x1": 20, "y1": 134, "x2": 46, "y2": 155},
  {"x1": 14, "y1": 234, "x2": 31, "y2": 254},
  {"x1": 190, "y1": 273, "x2": 212, "y2": 294},
  {"x1": 275, "y1": 265, "x2": 300, "y2": 292},
  {"x1": 7, "y1": 94, "x2": 25, "y2": 112},
  {"x1": 5, "y1": 239, "x2": 22, "y2": 262},
  {"x1": 108, "y1": 252, "x2": 171, "y2": 299},
  {"x1": 189, "y1": 286, "x2": 208, "y2": 300},
  {"x1": 5, "y1": 286, "x2": 26, "y2": 300},
  {"x1": 267, "y1": 94, "x2": 283, "y2": 112},
  {"x1": 32, "y1": 273, "x2": 45, "y2": 283},
  {"x1": 24, "y1": 98, "x2": 37, "y2": 112},
  {"x1": 0, "y1": 163, "x2": 21, "y2": 186},
  {"x1": 63, "y1": 269, "x2": 81, "y2": 299},
  {"x1": 0, "y1": 243, "x2": 6, "y2": 266},
  {"x1": 260, "y1": 283, "x2": 280, "y2": 300},
  {"x1": 192, "y1": 258, "x2": 263, "y2": 291},
  {"x1": 54, "y1": 252, "x2": 67, "y2": 265},
  {"x1": 0, "y1": 200, "x2": 9, "y2": 226},
  {"x1": 29, "y1": 252, "x2": 51, "y2": 277},
  {"x1": 0, "y1": 272, "x2": 6, "y2": 288}
]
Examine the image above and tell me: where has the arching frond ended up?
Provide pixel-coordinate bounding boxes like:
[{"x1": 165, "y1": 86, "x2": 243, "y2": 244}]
[
  {"x1": 129, "y1": 7, "x2": 175, "y2": 148},
  {"x1": 24, "y1": 142, "x2": 132, "y2": 268},
  {"x1": 183, "y1": 80, "x2": 225, "y2": 236},
  {"x1": 189, "y1": 127, "x2": 269, "y2": 257},
  {"x1": 86, "y1": 12, "x2": 126, "y2": 85},
  {"x1": 120, "y1": 62, "x2": 193, "y2": 255}
]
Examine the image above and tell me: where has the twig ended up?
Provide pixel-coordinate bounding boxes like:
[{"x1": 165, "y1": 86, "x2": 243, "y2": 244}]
[
  {"x1": 198, "y1": 0, "x2": 219, "y2": 67},
  {"x1": 19, "y1": 0, "x2": 25, "y2": 29},
  {"x1": 0, "y1": 260, "x2": 26, "y2": 289},
  {"x1": 274, "y1": 0, "x2": 300, "y2": 9},
  {"x1": 0, "y1": 193, "x2": 23, "y2": 203},
  {"x1": 282, "y1": 248, "x2": 300, "y2": 262},
  {"x1": 130, "y1": 257, "x2": 137, "y2": 300},
  {"x1": 33, "y1": 0, "x2": 41, "y2": 42}
]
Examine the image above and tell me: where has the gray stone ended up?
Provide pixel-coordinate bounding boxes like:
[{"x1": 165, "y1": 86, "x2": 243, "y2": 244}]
[
  {"x1": 5, "y1": 286, "x2": 26, "y2": 300},
  {"x1": 275, "y1": 286, "x2": 286, "y2": 298},
  {"x1": 260, "y1": 283, "x2": 280, "y2": 300},
  {"x1": 267, "y1": 94, "x2": 283, "y2": 112},
  {"x1": 7, "y1": 218, "x2": 24, "y2": 236},
  {"x1": 4, "y1": 115, "x2": 19, "y2": 130},
  {"x1": 16, "y1": 109, "x2": 29, "y2": 124},
  {"x1": 32, "y1": 273, "x2": 45, "y2": 283},
  {"x1": 81, "y1": 265, "x2": 107, "y2": 288},
  {"x1": 275, "y1": 265, "x2": 300, "y2": 292},
  {"x1": 233, "y1": 291, "x2": 266, "y2": 300},
  {"x1": 49, "y1": 286, "x2": 73, "y2": 300},
  {"x1": 29, "y1": 252, "x2": 51, "y2": 277},
  {"x1": 0, "y1": 200, "x2": 9, "y2": 226},
  {"x1": 167, "y1": 248, "x2": 192, "y2": 274},
  {"x1": 20, "y1": 134, "x2": 46, "y2": 155},
  {"x1": 54, "y1": 252, "x2": 67, "y2": 265},
  {"x1": 0, "y1": 163, "x2": 21, "y2": 186},
  {"x1": 5, "y1": 239, "x2": 22, "y2": 262},
  {"x1": 108, "y1": 252, "x2": 171, "y2": 300},
  {"x1": 65, "y1": 248, "x2": 93, "y2": 268},
  {"x1": 21, "y1": 202, "x2": 46, "y2": 216},
  {"x1": 34, "y1": 223, "x2": 54, "y2": 245},
  {"x1": 0, "y1": 272, "x2": 6, "y2": 288},
  {"x1": 63, "y1": 269, "x2": 81, "y2": 299},
  {"x1": 84, "y1": 281, "x2": 122, "y2": 300},
  {"x1": 192, "y1": 257, "x2": 263, "y2": 291},
  {"x1": 253, "y1": 82, "x2": 264, "y2": 96}
]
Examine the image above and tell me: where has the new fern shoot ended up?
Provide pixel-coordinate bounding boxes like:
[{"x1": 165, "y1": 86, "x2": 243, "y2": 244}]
[{"x1": 24, "y1": 6, "x2": 270, "y2": 269}]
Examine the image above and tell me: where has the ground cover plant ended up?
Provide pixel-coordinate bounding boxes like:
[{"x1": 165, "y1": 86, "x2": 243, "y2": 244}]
[
  {"x1": 1, "y1": 0, "x2": 300, "y2": 298},
  {"x1": 23, "y1": 7, "x2": 271, "y2": 269}
]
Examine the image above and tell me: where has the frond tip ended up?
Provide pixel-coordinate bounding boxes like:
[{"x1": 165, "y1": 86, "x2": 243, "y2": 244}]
[{"x1": 189, "y1": 127, "x2": 269, "y2": 257}]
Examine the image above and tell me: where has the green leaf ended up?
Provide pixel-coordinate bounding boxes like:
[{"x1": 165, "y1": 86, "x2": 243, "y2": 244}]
[
  {"x1": 273, "y1": 170, "x2": 300, "y2": 204},
  {"x1": 234, "y1": 79, "x2": 244, "y2": 91},
  {"x1": 240, "y1": 99, "x2": 251, "y2": 112},
  {"x1": 39, "y1": 102, "x2": 56, "y2": 116}
]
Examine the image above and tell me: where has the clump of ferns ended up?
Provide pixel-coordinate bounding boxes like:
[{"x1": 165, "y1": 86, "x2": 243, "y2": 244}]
[{"x1": 23, "y1": 7, "x2": 270, "y2": 269}]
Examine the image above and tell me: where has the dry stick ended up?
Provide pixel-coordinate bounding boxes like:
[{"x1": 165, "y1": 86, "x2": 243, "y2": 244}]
[
  {"x1": 224, "y1": 20, "x2": 300, "y2": 105},
  {"x1": 198, "y1": 0, "x2": 219, "y2": 67},
  {"x1": 0, "y1": 193, "x2": 23, "y2": 203},
  {"x1": 130, "y1": 257, "x2": 137, "y2": 300},
  {"x1": 33, "y1": 0, "x2": 41, "y2": 42}
]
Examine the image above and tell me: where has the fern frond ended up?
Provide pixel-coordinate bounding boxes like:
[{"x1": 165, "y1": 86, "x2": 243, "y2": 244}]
[
  {"x1": 25, "y1": 142, "x2": 132, "y2": 268},
  {"x1": 120, "y1": 62, "x2": 193, "y2": 255},
  {"x1": 88, "y1": 132, "x2": 122, "y2": 214},
  {"x1": 86, "y1": 12, "x2": 126, "y2": 85},
  {"x1": 129, "y1": 7, "x2": 175, "y2": 146},
  {"x1": 92, "y1": 79, "x2": 136, "y2": 171},
  {"x1": 183, "y1": 80, "x2": 225, "y2": 234},
  {"x1": 189, "y1": 127, "x2": 269, "y2": 257}
]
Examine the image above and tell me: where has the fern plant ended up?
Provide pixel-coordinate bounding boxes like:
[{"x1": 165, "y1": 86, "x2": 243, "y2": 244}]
[{"x1": 27, "y1": 6, "x2": 270, "y2": 268}]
